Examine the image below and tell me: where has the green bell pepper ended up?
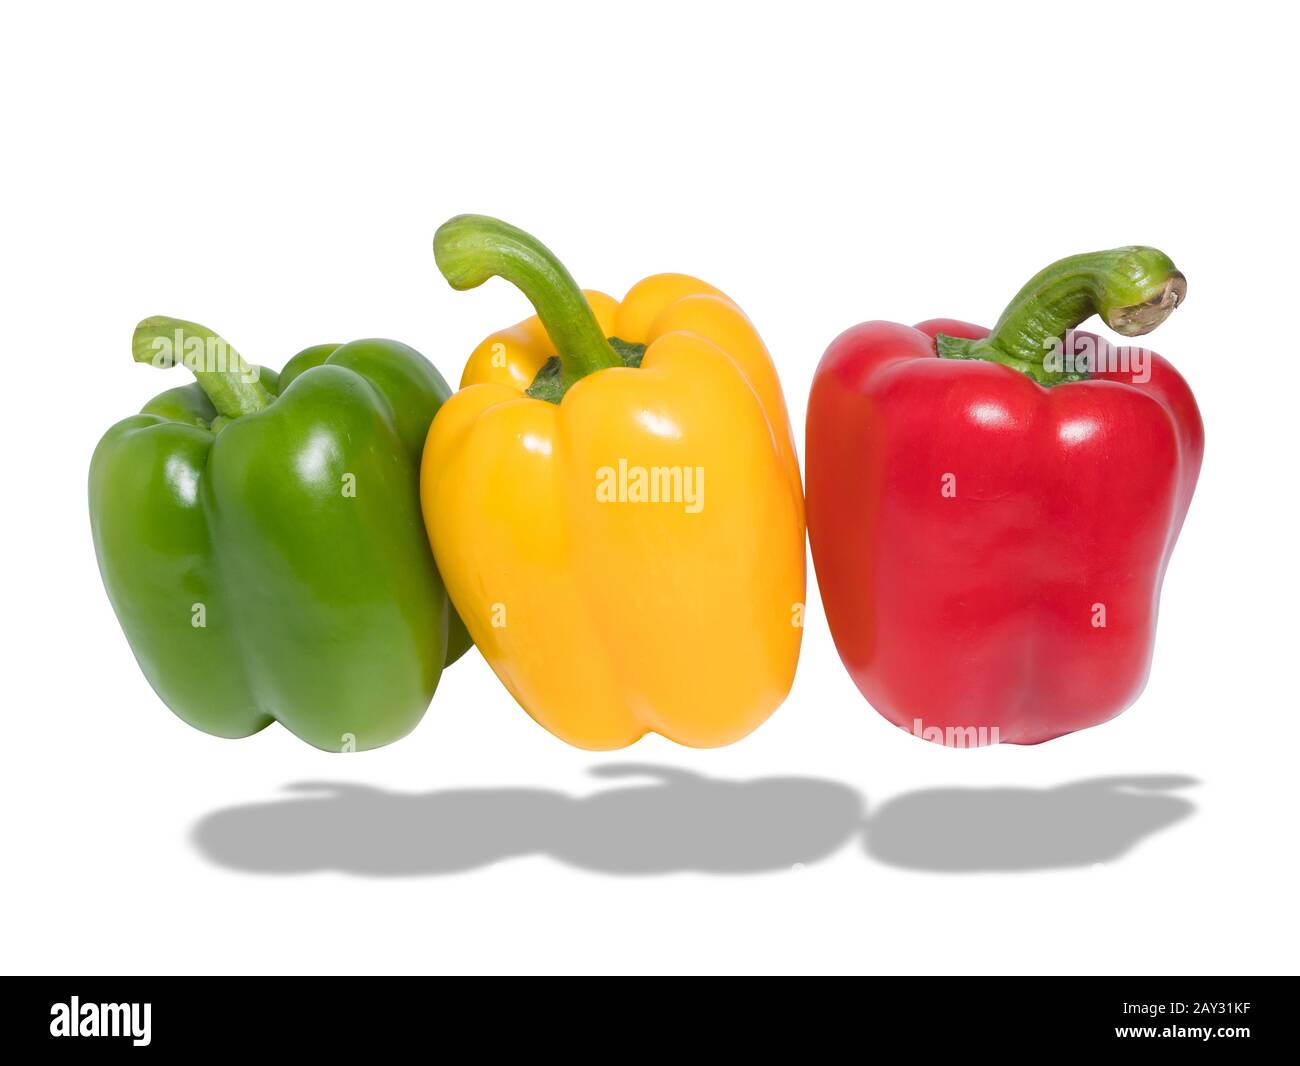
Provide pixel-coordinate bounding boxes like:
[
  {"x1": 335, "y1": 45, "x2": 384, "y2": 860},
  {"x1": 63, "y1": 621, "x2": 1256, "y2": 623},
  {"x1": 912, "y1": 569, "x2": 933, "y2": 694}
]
[{"x1": 89, "y1": 315, "x2": 470, "y2": 752}]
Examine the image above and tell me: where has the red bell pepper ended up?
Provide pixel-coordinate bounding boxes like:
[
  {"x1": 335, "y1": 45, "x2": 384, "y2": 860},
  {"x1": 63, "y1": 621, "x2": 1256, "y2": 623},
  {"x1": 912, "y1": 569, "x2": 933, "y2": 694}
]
[{"x1": 806, "y1": 248, "x2": 1203, "y2": 746}]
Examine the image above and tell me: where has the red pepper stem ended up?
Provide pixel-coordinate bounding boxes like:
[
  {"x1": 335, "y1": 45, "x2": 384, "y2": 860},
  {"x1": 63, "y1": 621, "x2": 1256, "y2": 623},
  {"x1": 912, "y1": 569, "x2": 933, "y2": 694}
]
[
  {"x1": 936, "y1": 247, "x2": 1187, "y2": 385},
  {"x1": 433, "y1": 215, "x2": 622, "y2": 387},
  {"x1": 132, "y1": 316, "x2": 274, "y2": 419}
]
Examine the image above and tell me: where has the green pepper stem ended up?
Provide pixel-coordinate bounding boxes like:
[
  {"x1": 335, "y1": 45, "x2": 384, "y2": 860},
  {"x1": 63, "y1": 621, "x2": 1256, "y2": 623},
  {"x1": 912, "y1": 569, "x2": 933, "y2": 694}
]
[
  {"x1": 434, "y1": 215, "x2": 622, "y2": 388},
  {"x1": 936, "y1": 247, "x2": 1187, "y2": 385},
  {"x1": 132, "y1": 316, "x2": 275, "y2": 420}
]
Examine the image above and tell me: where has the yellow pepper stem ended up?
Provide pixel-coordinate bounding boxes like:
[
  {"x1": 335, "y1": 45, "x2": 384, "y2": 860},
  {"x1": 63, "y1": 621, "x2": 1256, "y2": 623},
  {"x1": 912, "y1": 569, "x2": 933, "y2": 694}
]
[{"x1": 434, "y1": 214, "x2": 622, "y2": 391}]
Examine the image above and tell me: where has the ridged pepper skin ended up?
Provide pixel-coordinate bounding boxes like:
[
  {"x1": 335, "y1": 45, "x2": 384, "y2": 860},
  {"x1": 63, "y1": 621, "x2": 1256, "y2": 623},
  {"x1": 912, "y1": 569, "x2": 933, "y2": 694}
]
[
  {"x1": 807, "y1": 248, "x2": 1203, "y2": 746},
  {"x1": 421, "y1": 216, "x2": 805, "y2": 750},
  {"x1": 90, "y1": 321, "x2": 470, "y2": 752}
]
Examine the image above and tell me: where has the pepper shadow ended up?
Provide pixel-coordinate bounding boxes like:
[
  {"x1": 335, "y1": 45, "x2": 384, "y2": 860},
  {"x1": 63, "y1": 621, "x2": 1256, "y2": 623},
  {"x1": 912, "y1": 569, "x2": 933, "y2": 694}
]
[
  {"x1": 191, "y1": 767, "x2": 1198, "y2": 877},
  {"x1": 863, "y1": 775, "x2": 1198, "y2": 872},
  {"x1": 191, "y1": 764, "x2": 864, "y2": 876}
]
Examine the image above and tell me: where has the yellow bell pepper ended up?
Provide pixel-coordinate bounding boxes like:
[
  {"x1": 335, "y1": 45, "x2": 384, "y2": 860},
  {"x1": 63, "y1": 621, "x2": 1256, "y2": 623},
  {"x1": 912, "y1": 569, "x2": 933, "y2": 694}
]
[{"x1": 421, "y1": 215, "x2": 805, "y2": 749}]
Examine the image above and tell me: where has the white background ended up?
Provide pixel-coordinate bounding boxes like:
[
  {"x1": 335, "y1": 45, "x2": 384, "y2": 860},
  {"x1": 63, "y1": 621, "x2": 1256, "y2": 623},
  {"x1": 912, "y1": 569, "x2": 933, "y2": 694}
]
[{"x1": 2, "y1": 1, "x2": 1296, "y2": 976}]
